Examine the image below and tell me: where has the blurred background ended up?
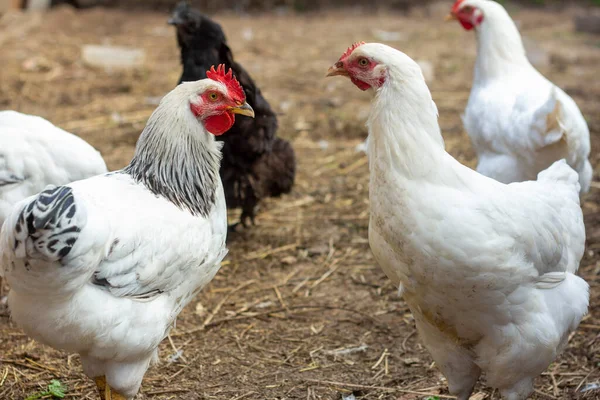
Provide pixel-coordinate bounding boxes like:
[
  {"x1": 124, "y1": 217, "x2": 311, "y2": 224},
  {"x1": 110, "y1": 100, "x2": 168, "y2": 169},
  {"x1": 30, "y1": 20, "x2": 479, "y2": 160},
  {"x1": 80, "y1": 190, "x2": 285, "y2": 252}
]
[
  {"x1": 0, "y1": 0, "x2": 599, "y2": 399},
  {"x1": 4, "y1": 0, "x2": 600, "y2": 11}
]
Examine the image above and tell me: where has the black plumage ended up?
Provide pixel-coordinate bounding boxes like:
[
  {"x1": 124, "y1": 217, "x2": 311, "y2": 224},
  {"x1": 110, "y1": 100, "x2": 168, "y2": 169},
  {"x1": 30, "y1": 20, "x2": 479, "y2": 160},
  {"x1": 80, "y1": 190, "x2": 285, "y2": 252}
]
[{"x1": 169, "y1": 1, "x2": 296, "y2": 229}]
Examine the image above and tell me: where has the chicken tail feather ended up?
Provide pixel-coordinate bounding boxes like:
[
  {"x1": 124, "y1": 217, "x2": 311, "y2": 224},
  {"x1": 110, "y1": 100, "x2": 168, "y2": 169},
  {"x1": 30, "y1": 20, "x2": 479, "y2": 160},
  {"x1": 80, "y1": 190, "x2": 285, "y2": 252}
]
[
  {"x1": 260, "y1": 137, "x2": 296, "y2": 197},
  {"x1": 537, "y1": 159, "x2": 579, "y2": 190}
]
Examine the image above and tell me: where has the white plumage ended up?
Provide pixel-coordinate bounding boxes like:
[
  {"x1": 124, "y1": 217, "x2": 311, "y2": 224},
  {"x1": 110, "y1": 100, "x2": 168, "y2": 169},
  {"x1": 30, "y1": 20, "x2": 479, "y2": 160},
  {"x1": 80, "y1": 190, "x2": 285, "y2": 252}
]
[
  {"x1": 328, "y1": 43, "x2": 589, "y2": 400},
  {"x1": 456, "y1": 0, "x2": 592, "y2": 193},
  {"x1": 0, "y1": 75, "x2": 253, "y2": 399},
  {"x1": 0, "y1": 110, "x2": 107, "y2": 225},
  {"x1": 3, "y1": 174, "x2": 227, "y2": 398}
]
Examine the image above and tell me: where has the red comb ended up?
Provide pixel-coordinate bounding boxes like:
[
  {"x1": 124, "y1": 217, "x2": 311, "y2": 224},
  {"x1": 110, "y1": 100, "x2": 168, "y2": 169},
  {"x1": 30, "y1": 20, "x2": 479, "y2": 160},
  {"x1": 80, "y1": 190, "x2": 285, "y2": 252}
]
[
  {"x1": 340, "y1": 41, "x2": 366, "y2": 61},
  {"x1": 206, "y1": 64, "x2": 245, "y2": 103},
  {"x1": 451, "y1": 0, "x2": 466, "y2": 13}
]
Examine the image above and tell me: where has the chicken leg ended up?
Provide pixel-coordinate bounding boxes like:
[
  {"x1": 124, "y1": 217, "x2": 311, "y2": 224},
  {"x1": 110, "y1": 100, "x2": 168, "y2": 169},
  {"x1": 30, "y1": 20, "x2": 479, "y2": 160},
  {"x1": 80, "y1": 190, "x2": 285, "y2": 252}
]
[{"x1": 94, "y1": 376, "x2": 128, "y2": 400}]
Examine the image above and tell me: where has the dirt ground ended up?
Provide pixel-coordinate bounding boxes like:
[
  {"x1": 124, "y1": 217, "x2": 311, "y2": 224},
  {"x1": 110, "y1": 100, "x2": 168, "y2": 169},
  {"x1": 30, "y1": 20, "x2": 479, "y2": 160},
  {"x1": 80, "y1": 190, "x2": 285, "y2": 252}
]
[{"x1": 0, "y1": 2, "x2": 599, "y2": 400}]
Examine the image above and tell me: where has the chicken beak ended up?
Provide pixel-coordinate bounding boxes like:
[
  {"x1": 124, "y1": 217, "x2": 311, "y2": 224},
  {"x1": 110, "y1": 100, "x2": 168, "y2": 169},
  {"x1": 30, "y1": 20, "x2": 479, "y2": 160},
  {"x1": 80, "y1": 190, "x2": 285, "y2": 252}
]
[
  {"x1": 229, "y1": 102, "x2": 255, "y2": 118},
  {"x1": 326, "y1": 62, "x2": 349, "y2": 78},
  {"x1": 444, "y1": 13, "x2": 457, "y2": 22},
  {"x1": 167, "y1": 18, "x2": 179, "y2": 25},
  {"x1": 168, "y1": 14, "x2": 184, "y2": 25}
]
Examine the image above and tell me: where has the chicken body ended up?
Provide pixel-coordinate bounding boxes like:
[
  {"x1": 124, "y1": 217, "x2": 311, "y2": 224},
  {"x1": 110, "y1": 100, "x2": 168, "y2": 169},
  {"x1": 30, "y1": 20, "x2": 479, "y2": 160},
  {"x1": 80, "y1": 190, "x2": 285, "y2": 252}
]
[
  {"x1": 329, "y1": 43, "x2": 589, "y2": 400},
  {"x1": 0, "y1": 79, "x2": 243, "y2": 399},
  {"x1": 457, "y1": 0, "x2": 591, "y2": 193},
  {"x1": 0, "y1": 111, "x2": 107, "y2": 225},
  {"x1": 4, "y1": 175, "x2": 227, "y2": 398},
  {"x1": 170, "y1": 2, "x2": 296, "y2": 227}
]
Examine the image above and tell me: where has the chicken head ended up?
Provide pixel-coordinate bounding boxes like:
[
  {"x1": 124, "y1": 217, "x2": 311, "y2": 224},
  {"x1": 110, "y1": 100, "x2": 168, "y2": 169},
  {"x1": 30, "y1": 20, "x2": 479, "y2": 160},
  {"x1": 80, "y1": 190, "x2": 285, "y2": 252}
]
[
  {"x1": 446, "y1": 0, "x2": 484, "y2": 30},
  {"x1": 191, "y1": 65, "x2": 254, "y2": 136}
]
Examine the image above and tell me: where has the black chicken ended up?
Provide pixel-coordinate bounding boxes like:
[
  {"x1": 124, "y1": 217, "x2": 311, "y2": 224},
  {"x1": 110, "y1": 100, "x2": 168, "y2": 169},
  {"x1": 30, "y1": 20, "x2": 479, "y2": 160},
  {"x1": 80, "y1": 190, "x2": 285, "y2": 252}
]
[{"x1": 169, "y1": 1, "x2": 296, "y2": 230}]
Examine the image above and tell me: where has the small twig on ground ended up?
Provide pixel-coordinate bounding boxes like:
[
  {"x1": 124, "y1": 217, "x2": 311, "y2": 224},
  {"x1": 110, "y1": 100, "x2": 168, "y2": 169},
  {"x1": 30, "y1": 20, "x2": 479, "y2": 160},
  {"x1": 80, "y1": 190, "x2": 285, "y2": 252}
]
[
  {"x1": 534, "y1": 389, "x2": 558, "y2": 399},
  {"x1": 310, "y1": 263, "x2": 341, "y2": 289},
  {"x1": 575, "y1": 368, "x2": 596, "y2": 392},
  {"x1": 401, "y1": 329, "x2": 415, "y2": 352},
  {"x1": 144, "y1": 388, "x2": 190, "y2": 395},
  {"x1": 310, "y1": 251, "x2": 352, "y2": 290},
  {"x1": 273, "y1": 286, "x2": 287, "y2": 310},
  {"x1": 579, "y1": 324, "x2": 600, "y2": 330},
  {"x1": 166, "y1": 335, "x2": 187, "y2": 364},
  {"x1": 338, "y1": 156, "x2": 368, "y2": 175},
  {"x1": 371, "y1": 348, "x2": 389, "y2": 370},
  {"x1": 24, "y1": 358, "x2": 59, "y2": 373},
  {"x1": 230, "y1": 391, "x2": 257, "y2": 400},
  {"x1": 244, "y1": 243, "x2": 298, "y2": 261},
  {"x1": 200, "y1": 280, "x2": 256, "y2": 329},
  {"x1": 0, "y1": 360, "x2": 45, "y2": 373},
  {"x1": 549, "y1": 367, "x2": 559, "y2": 397}
]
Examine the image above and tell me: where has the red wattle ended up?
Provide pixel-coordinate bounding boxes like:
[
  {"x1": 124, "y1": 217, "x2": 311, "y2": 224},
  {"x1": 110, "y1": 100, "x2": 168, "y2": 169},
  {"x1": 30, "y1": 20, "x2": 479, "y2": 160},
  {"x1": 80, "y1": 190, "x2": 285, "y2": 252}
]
[
  {"x1": 204, "y1": 112, "x2": 235, "y2": 136},
  {"x1": 460, "y1": 19, "x2": 474, "y2": 30},
  {"x1": 351, "y1": 77, "x2": 372, "y2": 91}
]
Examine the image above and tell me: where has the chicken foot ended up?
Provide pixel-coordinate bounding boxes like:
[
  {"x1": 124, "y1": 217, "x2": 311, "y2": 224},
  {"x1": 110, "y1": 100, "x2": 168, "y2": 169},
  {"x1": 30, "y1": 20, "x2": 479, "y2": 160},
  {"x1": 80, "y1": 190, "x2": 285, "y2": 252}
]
[
  {"x1": 228, "y1": 208, "x2": 257, "y2": 233},
  {"x1": 94, "y1": 376, "x2": 128, "y2": 400}
]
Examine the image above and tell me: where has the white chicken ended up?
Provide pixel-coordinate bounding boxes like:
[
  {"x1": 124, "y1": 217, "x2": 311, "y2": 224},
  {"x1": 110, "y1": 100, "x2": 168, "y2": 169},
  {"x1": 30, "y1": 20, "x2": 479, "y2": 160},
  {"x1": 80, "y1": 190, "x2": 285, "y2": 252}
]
[
  {"x1": 0, "y1": 110, "x2": 107, "y2": 225},
  {"x1": 327, "y1": 42, "x2": 589, "y2": 400},
  {"x1": 0, "y1": 65, "x2": 254, "y2": 400},
  {"x1": 447, "y1": 0, "x2": 592, "y2": 193}
]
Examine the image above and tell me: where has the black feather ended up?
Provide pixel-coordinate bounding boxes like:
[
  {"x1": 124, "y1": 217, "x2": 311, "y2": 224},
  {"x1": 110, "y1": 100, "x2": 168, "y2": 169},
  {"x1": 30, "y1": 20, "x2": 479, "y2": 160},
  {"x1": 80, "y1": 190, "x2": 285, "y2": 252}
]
[{"x1": 170, "y1": 2, "x2": 296, "y2": 227}]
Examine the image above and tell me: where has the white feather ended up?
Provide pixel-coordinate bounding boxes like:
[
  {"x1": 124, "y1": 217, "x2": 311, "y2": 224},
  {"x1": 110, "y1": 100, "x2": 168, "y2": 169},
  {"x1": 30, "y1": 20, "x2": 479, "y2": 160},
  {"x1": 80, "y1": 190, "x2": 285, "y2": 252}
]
[
  {"x1": 460, "y1": 0, "x2": 592, "y2": 193},
  {"x1": 0, "y1": 111, "x2": 107, "y2": 225},
  {"x1": 349, "y1": 43, "x2": 588, "y2": 400}
]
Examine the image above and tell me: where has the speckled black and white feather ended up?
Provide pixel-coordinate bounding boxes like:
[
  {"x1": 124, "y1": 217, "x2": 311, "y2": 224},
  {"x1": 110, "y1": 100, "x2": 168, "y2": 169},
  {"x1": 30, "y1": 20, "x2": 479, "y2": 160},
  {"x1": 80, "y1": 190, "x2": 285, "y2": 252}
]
[
  {"x1": 13, "y1": 186, "x2": 81, "y2": 262},
  {"x1": 123, "y1": 84, "x2": 222, "y2": 218}
]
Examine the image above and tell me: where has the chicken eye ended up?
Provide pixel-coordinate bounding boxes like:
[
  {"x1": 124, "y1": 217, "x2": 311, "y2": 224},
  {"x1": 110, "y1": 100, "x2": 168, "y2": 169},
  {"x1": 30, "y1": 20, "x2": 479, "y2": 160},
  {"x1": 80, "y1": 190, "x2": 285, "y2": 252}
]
[
  {"x1": 462, "y1": 5, "x2": 473, "y2": 12},
  {"x1": 358, "y1": 58, "x2": 369, "y2": 67},
  {"x1": 209, "y1": 92, "x2": 219, "y2": 101}
]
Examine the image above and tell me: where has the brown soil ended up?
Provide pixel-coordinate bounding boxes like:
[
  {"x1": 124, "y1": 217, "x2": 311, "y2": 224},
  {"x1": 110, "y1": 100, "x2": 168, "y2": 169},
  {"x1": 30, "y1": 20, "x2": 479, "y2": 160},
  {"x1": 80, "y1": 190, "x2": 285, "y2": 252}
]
[{"x1": 0, "y1": 2, "x2": 599, "y2": 400}]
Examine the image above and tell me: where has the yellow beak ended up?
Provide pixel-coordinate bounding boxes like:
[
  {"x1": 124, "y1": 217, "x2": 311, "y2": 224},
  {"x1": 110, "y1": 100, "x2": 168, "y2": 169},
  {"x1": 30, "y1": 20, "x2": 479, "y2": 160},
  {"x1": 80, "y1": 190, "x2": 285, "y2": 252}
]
[
  {"x1": 229, "y1": 102, "x2": 255, "y2": 118},
  {"x1": 445, "y1": 13, "x2": 457, "y2": 22},
  {"x1": 326, "y1": 63, "x2": 349, "y2": 78}
]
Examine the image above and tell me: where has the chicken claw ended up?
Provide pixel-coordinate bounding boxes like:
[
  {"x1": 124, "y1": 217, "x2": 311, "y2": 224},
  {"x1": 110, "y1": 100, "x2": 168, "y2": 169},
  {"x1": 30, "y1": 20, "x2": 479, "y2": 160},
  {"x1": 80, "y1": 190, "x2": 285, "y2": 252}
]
[{"x1": 94, "y1": 376, "x2": 127, "y2": 400}]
